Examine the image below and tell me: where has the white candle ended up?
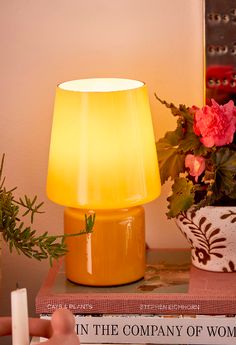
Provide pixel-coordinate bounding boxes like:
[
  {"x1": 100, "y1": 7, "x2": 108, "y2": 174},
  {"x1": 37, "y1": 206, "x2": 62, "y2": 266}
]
[{"x1": 11, "y1": 288, "x2": 29, "y2": 345}]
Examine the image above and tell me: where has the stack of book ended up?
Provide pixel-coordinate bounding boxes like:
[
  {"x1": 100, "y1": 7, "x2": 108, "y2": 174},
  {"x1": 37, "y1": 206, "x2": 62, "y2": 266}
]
[{"x1": 35, "y1": 249, "x2": 236, "y2": 344}]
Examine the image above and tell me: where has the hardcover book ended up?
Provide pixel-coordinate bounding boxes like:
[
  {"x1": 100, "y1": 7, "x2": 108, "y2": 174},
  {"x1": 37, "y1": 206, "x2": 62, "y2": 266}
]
[
  {"x1": 36, "y1": 249, "x2": 236, "y2": 316},
  {"x1": 39, "y1": 314, "x2": 236, "y2": 344}
]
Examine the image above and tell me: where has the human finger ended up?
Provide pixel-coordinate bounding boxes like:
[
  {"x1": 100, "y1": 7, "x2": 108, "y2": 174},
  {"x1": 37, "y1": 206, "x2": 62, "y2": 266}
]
[
  {"x1": 0, "y1": 317, "x2": 11, "y2": 336},
  {"x1": 50, "y1": 309, "x2": 76, "y2": 335},
  {"x1": 0, "y1": 317, "x2": 52, "y2": 338},
  {"x1": 35, "y1": 309, "x2": 80, "y2": 345}
]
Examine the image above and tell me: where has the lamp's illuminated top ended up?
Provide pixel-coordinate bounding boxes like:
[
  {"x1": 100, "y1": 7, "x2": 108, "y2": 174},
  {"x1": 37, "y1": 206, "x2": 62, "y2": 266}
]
[
  {"x1": 47, "y1": 78, "x2": 161, "y2": 209},
  {"x1": 59, "y1": 78, "x2": 144, "y2": 92}
]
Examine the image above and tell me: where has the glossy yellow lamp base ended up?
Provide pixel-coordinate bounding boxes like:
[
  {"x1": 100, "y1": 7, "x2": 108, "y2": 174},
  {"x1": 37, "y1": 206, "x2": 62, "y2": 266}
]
[{"x1": 64, "y1": 206, "x2": 145, "y2": 286}]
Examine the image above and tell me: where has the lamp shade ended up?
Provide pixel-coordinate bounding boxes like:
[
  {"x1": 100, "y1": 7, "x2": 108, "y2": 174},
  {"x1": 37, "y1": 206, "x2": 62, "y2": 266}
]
[{"x1": 47, "y1": 78, "x2": 160, "y2": 209}]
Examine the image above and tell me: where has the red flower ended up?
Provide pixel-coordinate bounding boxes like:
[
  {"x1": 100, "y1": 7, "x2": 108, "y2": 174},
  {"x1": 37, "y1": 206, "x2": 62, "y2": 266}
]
[{"x1": 193, "y1": 99, "x2": 236, "y2": 147}]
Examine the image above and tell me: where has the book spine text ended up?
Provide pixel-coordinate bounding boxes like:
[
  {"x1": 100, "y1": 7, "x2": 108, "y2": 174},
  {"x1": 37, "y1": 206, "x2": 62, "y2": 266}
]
[{"x1": 40, "y1": 314, "x2": 236, "y2": 344}]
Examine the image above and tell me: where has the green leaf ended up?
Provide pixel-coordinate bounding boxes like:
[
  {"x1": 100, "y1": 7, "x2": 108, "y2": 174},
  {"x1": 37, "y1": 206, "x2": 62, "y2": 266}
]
[
  {"x1": 157, "y1": 144, "x2": 185, "y2": 184},
  {"x1": 229, "y1": 185, "x2": 236, "y2": 199},
  {"x1": 179, "y1": 131, "x2": 208, "y2": 155},
  {"x1": 214, "y1": 147, "x2": 236, "y2": 170},
  {"x1": 155, "y1": 94, "x2": 191, "y2": 120},
  {"x1": 156, "y1": 129, "x2": 185, "y2": 184},
  {"x1": 167, "y1": 178, "x2": 195, "y2": 218},
  {"x1": 212, "y1": 148, "x2": 236, "y2": 199}
]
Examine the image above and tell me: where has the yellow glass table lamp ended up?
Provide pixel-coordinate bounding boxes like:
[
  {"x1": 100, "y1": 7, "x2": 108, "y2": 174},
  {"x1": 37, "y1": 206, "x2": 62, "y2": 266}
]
[{"x1": 47, "y1": 78, "x2": 161, "y2": 286}]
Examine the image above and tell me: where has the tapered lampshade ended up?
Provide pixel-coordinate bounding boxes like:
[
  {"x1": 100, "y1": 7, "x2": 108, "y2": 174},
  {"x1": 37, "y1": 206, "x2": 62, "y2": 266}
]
[
  {"x1": 47, "y1": 78, "x2": 160, "y2": 208},
  {"x1": 47, "y1": 78, "x2": 161, "y2": 286}
]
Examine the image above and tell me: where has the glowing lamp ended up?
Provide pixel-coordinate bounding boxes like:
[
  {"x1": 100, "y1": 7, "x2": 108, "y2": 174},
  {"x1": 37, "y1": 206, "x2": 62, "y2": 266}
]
[{"x1": 47, "y1": 78, "x2": 161, "y2": 286}]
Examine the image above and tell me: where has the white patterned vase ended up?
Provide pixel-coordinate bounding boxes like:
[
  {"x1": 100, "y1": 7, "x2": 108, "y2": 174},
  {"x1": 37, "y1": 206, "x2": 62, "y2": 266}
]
[{"x1": 175, "y1": 206, "x2": 236, "y2": 272}]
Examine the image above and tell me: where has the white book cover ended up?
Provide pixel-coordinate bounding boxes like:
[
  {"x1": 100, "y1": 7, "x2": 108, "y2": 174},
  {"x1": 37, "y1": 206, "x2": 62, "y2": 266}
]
[{"x1": 40, "y1": 314, "x2": 236, "y2": 345}]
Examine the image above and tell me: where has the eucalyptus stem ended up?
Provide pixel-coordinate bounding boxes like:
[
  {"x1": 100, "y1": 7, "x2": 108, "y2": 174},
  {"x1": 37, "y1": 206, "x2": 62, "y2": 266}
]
[{"x1": 0, "y1": 154, "x2": 95, "y2": 264}]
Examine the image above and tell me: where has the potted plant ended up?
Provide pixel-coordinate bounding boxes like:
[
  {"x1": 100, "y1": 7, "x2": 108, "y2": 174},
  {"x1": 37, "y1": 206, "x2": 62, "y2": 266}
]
[
  {"x1": 0, "y1": 154, "x2": 95, "y2": 265},
  {"x1": 156, "y1": 95, "x2": 236, "y2": 272}
]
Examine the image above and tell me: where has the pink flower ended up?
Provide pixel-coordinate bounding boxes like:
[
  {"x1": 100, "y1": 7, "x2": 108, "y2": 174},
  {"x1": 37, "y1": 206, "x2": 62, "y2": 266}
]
[
  {"x1": 185, "y1": 154, "x2": 206, "y2": 182},
  {"x1": 193, "y1": 99, "x2": 236, "y2": 147}
]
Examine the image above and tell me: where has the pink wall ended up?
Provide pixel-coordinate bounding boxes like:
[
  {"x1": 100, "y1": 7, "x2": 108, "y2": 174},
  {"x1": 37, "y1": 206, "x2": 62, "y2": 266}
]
[{"x1": 0, "y1": 0, "x2": 204, "y2": 327}]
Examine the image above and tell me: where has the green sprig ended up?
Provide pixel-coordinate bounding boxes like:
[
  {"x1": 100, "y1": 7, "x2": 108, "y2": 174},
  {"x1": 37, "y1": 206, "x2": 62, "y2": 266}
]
[{"x1": 0, "y1": 154, "x2": 95, "y2": 264}]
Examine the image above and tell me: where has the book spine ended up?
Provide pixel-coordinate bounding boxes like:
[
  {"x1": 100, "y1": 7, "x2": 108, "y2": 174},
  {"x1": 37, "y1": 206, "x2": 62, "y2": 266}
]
[
  {"x1": 40, "y1": 314, "x2": 236, "y2": 344},
  {"x1": 36, "y1": 296, "x2": 236, "y2": 315}
]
